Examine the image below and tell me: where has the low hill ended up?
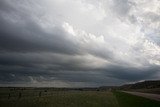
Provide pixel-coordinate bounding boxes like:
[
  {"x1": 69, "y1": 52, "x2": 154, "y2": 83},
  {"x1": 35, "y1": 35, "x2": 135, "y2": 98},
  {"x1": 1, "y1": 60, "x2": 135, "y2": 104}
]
[
  {"x1": 120, "y1": 80, "x2": 160, "y2": 90},
  {"x1": 119, "y1": 80, "x2": 160, "y2": 94}
]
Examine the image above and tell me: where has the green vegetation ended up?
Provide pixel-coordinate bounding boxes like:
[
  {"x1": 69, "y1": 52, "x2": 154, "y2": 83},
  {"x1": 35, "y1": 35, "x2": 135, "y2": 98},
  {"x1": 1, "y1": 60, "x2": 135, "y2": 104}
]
[
  {"x1": 0, "y1": 88, "x2": 160, "y2": 107},
  {"x1": 0, "y1": 90, "x2": 118, "y2": 107},
  {"x1": 113, "y1": 91, "x2": 160, "y2": 107}
]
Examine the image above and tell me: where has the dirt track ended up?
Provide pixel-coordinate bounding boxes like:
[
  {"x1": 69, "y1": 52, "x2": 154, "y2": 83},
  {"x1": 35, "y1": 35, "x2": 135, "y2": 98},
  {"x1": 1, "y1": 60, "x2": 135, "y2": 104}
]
[{"x1": 123, "y1": 91, "x2": 160, "y2": 101}]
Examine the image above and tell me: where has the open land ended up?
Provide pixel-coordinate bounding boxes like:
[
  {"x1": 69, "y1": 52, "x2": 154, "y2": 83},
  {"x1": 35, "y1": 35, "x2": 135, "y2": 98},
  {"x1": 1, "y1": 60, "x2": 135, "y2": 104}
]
[{"x1": 0, "y1": 87, "x2": 160, "y2": 107}]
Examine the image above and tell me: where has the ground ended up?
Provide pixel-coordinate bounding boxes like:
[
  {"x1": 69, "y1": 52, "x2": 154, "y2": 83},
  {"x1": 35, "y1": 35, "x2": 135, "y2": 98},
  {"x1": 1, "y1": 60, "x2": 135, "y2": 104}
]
[{"x1": 0, "y1": 88, "x2": 160, "y2": 107}]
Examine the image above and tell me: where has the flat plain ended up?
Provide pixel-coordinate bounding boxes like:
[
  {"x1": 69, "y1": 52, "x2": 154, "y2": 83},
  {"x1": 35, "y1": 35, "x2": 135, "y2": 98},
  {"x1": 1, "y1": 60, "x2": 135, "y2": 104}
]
[{"x1": 0, "y1": 88, "x2": 160, "y2": 107}]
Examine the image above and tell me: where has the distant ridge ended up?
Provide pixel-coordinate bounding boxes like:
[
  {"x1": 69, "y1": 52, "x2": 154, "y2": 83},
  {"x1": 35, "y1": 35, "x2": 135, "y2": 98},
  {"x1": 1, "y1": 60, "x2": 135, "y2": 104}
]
[{"x1": 120, "y1": 80, "x2": 160, "y2": 90}]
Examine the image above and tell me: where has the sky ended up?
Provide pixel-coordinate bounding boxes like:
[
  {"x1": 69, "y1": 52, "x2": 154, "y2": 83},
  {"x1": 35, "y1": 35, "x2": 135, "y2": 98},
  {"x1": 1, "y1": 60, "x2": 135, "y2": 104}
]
[{"x1": 0, "y1": 0, "x2": 160, "y2": 87}]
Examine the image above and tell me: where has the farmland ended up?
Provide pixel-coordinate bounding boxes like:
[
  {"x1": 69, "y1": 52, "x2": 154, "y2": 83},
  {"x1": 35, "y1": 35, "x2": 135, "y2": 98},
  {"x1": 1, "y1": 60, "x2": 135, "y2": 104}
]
[{"x1": 0, "y1": 88, "x2": 160, "y2": 107}]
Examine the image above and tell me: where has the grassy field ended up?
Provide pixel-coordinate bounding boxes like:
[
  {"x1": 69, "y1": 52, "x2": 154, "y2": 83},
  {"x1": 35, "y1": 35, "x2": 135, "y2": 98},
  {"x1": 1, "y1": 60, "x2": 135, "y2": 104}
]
[
  {"x1": 113, "y1": 91, "x2": 160, "y2": 107},
  {"x1": 0, "y1": 88, "x2": 160, "y2": 107},
  {"x1": 0, "y1": 89, "x2": 118, "y2": 107}
]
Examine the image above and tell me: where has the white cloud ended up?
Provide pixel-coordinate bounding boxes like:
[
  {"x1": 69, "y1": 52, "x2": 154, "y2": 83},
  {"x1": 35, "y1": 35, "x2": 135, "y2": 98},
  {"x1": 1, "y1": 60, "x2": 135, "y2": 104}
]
[{"x1": 31, "y1": 0, "x2": 160, "y2": 68}]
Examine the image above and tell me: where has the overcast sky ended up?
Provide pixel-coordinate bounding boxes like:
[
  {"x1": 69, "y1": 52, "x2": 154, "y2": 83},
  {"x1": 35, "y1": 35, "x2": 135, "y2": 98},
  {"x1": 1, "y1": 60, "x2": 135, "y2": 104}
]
[{"x1": 0, "y1": 0, "x2": 160, "y2": 87}]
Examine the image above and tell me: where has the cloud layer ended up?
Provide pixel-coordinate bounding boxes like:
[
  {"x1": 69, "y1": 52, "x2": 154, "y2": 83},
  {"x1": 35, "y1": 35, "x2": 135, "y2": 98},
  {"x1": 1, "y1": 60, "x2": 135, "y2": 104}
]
[{"x1": 0, "y1": 0, "x2": 160, "y2": 87}]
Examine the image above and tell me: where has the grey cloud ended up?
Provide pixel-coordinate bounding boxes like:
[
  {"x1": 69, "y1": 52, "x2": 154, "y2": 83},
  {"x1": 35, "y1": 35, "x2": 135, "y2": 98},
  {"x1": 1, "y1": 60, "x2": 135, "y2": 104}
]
[
  {"x1": 104, "y1": 65, "x2": 160, "y2": 81},
  {"x1": 0, "y1": 0, "x2": 160, "y2": 87},
  {"x1": 111, "y1": 0, "x2": 133, "y2": 17},
  {"x1": 0, "y1": 0, "x2": 17, "y2": 13},
  {"x1": 0, "y1": 17, "x2": 79, "y2": 54},
  {"x1": 1, "y1": 64, "x2": 158, "y2": 87},
  {"x1": 145, "y1": 12, "x2": 160, "y2": 22},
  {"x1": 0, "y1": 1, "x2": 80, "y2": 54}
]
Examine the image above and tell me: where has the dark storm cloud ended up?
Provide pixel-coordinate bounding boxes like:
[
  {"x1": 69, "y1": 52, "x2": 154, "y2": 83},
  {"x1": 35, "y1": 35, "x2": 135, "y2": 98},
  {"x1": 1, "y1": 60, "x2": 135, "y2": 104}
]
[
  {"x1": 0, "y1": 1, "x2": 80, "y2": 54},
  {"x1": 0, "y1": 52, "x2": 95, "y2": 71},
  {"x1": 0, "y1": 17, "x2": 80, "y2": 54},
  {"x1": 0, "y1": 0, "x2": 160, "y2": 87},
  {"x1": 0, "y1": 0, "x2": 82, "y2": 86},
  {"x1": 0, "y1": 63, "x2": 158, "y2": 87},
  {"x1": 103, "y1": 65, "x2": 160, "y2": 81}
]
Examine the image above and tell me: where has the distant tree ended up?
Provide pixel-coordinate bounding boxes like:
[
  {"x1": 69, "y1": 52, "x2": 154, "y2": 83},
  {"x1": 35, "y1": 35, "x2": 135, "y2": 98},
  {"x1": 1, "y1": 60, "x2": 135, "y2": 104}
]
[
  {"x1": 18, "y1": 92, "x2": 22, "y2": 99},
  {"x1": 8, "y1": 93, "x2": 11, "y2": 99},
  {"x1": 39, "y1": 91, "x2": 42, "y2": 97}
]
